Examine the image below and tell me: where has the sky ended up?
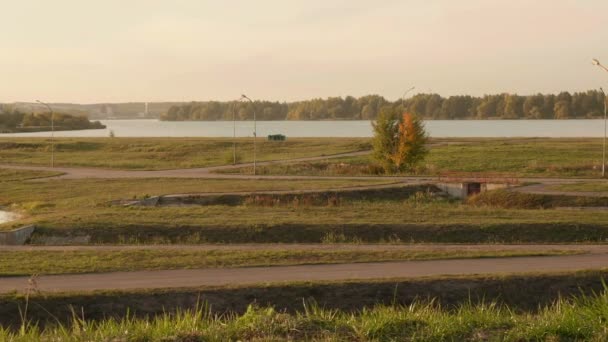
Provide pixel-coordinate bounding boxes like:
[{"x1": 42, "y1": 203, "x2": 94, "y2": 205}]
[{"x1": 2, "y1": 0, "x2": 608, "y2": 104}]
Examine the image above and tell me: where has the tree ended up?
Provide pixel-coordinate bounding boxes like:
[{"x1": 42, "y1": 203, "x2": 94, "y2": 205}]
[
  {"x1": 371, "y1": 108, "x2": 399, "y2": 173},
  {"x1": 159, "y1": 91, "x2": 607, "y2": 121},
  {"x1": 391, "y1": 113, "x2": 428, "y2": 171},
  {"x1": 554, "y1": 100, "x2": 571, "y2": 119},
  {"x1": 372, "y1": 109, "x2": 428, "y2": 173},
  {"x1": 502, "y1": 94, "x2": 523, "y2": 119}
]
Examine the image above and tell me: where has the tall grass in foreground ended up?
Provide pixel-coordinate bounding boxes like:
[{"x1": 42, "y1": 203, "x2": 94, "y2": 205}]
[{"x1": 3, "y1": 289, "x2": 608, "y2": 341}]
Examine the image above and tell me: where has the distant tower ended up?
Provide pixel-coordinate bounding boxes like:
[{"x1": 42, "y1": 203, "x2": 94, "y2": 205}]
[{"x1": 144, "y1": 102, "x2": 149, "y2": 117}]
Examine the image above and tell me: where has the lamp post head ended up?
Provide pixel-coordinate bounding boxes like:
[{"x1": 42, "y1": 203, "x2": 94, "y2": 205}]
[{"x1": 593, "y1": 59, "x2": 601, "y2": 66}]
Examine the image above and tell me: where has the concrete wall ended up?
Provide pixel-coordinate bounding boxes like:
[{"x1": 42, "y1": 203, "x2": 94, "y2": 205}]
[
  {"x1": 0, "y1": 225, "x2": 35, "y2": 245},
  {"x1": 436, "y1": 183, "x2": 466, "y2": 198},
  {"x1": 483, "y1": 183, "x2": 512, "y2": 191},
  {"x1": 438, "y1": 182, "x2": 513, "y2": 199}
]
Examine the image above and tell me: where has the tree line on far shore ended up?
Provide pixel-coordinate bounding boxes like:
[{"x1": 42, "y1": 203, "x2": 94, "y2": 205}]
[
  {"x1": 0, "y1": 105, "x2": 105, "y2": 133},
  {"x1": 160, "y1": 90, "x2": 607, "y2": 121}
]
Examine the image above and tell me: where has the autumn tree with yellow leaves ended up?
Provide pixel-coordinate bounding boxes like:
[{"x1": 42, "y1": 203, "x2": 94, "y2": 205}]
[{"x1": 372, "y1": 110, "x2": 428, "y2": 173}]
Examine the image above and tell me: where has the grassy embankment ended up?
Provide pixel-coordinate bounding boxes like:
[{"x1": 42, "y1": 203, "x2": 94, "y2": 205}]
[
  {"x1": 0, "y1": 137, "x2": 369, "y2": 170},
  {"x1": 2, "y1": 176, "x2": 608, "y2": 243},
  {"x1": 0, "y1": 248, "x2": 578, "y2": 276},
  {"x1": 1, "y1": 137, "x2": 607, "y2": 244},
  {"x1": 222, "y1": 138, "x2": 607, "y2": 178},
  {"x1": 468, "y1": 189, "x2": 608, "y2": 209},
  {"x1": 4, "y1": 271, "x2": 608, "y2": 341},
  {"x1": 549, "y1": 182, "x2": 608, "y2": 193}
]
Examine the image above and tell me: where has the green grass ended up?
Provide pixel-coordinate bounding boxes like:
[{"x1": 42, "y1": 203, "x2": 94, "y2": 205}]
[
  {"x1": 0, "y1": 249, "x2": 577, "y2": 276},
  {"x1": 2, "y1": 137, "x2": 604, "y2": 177},
  {"x1": 3, "y1": 177, "x2": 608, "y2": 243},
  {"x1": 549, "y1": 182, "x2": 608, "y2": 193},
  {"x1": 221, "y1": 138, "x2": 608, "y2": 178},
  {"x1": 0, "y1": 177, "x2": 391, "y2": 230},
  {"x1": 6, "y1": 286, "x2": 608, "y2": 341},
  {"x1": 0, "y1": 137, "x2": 369, "y2": 170},
  {"x1": 467, "y1": 189, "x2": 608, "y2": 209},
  {"x1": 0, "y1": 168, "x2": 63, "y2": 182}
]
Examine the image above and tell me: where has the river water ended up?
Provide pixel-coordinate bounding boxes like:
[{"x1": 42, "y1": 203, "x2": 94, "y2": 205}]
[{"x1": 0, "y1": 119, "x2": 604, "y2": 138}]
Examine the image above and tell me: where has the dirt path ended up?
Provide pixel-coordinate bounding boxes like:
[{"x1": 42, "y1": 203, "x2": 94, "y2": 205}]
[{"x1": 1, "y1": 253, "x2": 607, "y2": 293}]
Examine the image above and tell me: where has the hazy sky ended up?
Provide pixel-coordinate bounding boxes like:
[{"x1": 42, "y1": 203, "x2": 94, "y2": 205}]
[{"x1": 3, "y1": 0, "x2": 608, "y2": 103}]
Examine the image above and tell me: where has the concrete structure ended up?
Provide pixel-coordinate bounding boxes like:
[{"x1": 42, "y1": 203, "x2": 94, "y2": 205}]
[
  {"x1": 0, "y1": 225, "x2": 35, "y2": 245},
  {"x1": 437, "y1": 182, "x2": 512, "y2": 199}
]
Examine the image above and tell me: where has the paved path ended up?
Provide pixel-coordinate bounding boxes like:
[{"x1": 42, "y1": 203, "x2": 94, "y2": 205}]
[
  {"x1": 0, "y1": 160, "x2": 601, "y2": 189},
  {"x1": 2, "y1": 148, "x2": 607, "y2": 198},
  {"x1": 0, "y1": 151, "x2": 372, "y2": 180},
  {"x1": 3, "y1": 243, "x2": 607, "y2": 253},
  {"x1": 1, "y1": 253, "x2": 608, "y2": 293}
]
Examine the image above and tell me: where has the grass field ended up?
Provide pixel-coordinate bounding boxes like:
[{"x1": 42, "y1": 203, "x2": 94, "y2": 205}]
[
  {"x1": 549, "y1": 182, "x2": 608, "y2": 192},
  {"x1": 0, "y1": 137, "x2": 369, "y2": 170},
  {"x1": 222, "y1": 138, "x2": 607, "y2": 177},
  {"x1": 0, "y1": 138, "x2": 605, "y2": 178},
  {"x1": 0, "y1": 249, "x2": 576, "y2": 276},
  {"x1": 467, "y1": 189, "x2": 608, "y2": 209},
  {"x1": 0, "y1": 177, "x2": 391, "y2": 229},
  {"x1": 0, "y1": 168, "x2": 63, "y2": 182},
  {"x1": 6, "y1": 285, "x2": 608, "y2": 341},
  {"x1": 2, "y1": 177, "x2": 608, "y2": 243}
]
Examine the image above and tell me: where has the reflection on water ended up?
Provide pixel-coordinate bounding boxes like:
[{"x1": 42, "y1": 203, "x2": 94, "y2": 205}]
[
  {"x1": 0, "y1": 119, "x2": 604, "y2": 138},
  {"x1": 0, "y1": 210, "x2": 17, "y2": 224}
]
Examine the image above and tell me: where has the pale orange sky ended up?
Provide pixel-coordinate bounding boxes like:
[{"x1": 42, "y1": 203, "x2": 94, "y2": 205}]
[{"x1": 2, "y1": 0, "x2": 608, "y2": 103}]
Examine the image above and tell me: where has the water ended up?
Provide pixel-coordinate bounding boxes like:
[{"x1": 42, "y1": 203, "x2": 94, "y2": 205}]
[
  {"x1": 0, "y1": 119, "x2": 604, "y2": 138},
  {"x1": 0, "y1": 210, "x2": 17, "y2": 224}
]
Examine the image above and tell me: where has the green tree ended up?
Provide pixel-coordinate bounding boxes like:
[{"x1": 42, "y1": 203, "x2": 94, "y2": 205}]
[{"x1": 371, "y1": 108, "x2": 399, "y2": 173}]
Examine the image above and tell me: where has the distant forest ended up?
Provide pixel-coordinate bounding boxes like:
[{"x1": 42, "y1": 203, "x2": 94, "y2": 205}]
[
  {"x1": 0, "y1": 105, "x2": 105, "y2": 133},
  {"x1": 161, "y1": 90, "x2": 607, "y2": 121}
]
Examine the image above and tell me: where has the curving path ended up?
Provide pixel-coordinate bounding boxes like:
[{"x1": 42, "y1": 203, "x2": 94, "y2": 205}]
[
  {"x1": 1, "y1": 252, "x2": 608, "y2": 294},
  {"x1": 1, "y1": 147, "x2": 606, "y2": 198},
  {"x1": 0, "y1": 151, "x2": 372, "y2": 180}
]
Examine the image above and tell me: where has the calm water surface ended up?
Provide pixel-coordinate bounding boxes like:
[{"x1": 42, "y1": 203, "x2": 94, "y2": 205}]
[{"x1": 0, "y1": 119, "x2": 604, "y2": 138}]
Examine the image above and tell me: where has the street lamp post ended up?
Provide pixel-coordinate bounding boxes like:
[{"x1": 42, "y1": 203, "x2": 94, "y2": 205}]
[
  {"x1": 600, "y1": 87, "x2": 607, "y2": 178},
  {"x1": 241, "y1": 94, "x2": 256, "y2": 175},
  {"x1": 36, "y1": 100, "x2": 54, "y2": 168},
  {"x1": 231, "y1": 100, "x2": 239, "y2": 165},
  {"x1": 400, "y1": 86, "x2": 416, "y2": 111},
  {"x1": 592, "y1": 59, "x2": 608, "y2": 177},
  {"x1": 593, "y1": 59, "x2": 608, "y2": 73}
]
